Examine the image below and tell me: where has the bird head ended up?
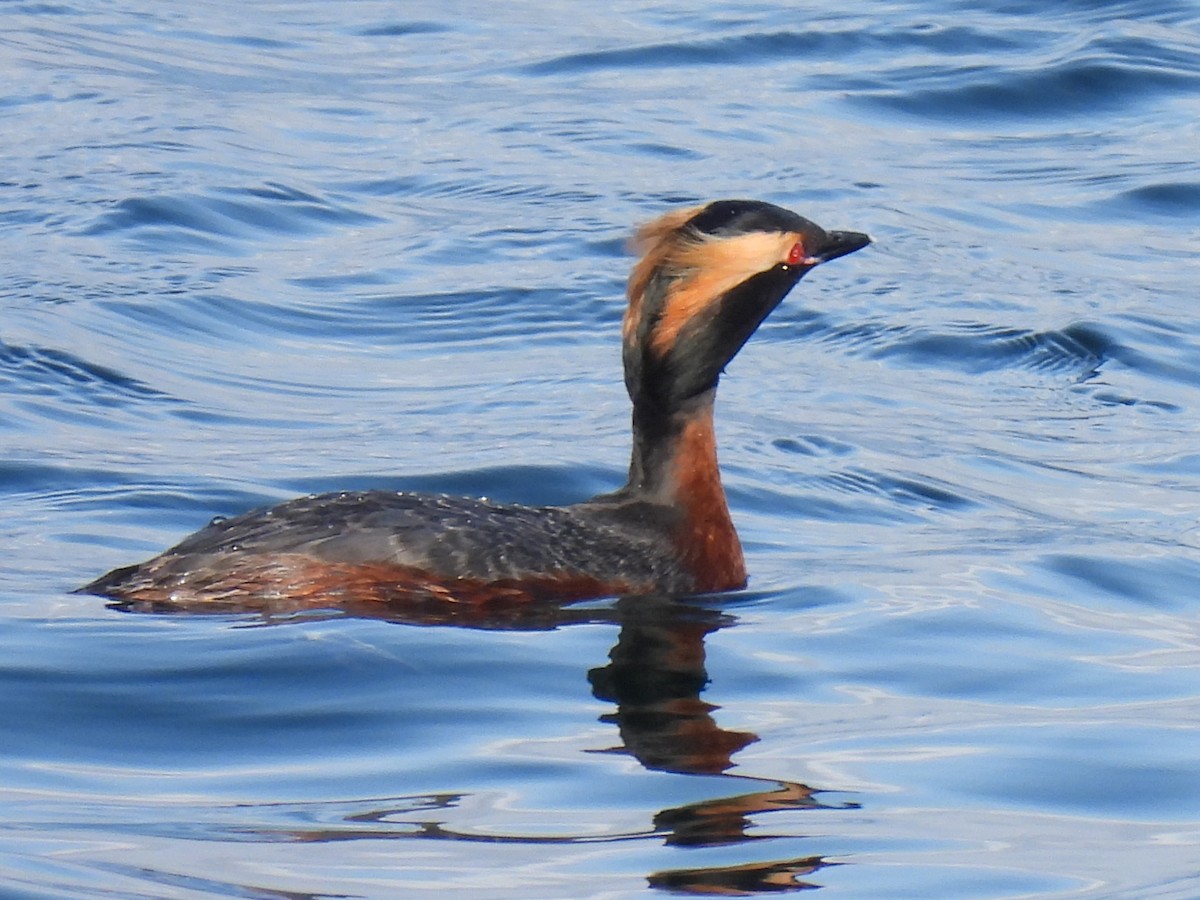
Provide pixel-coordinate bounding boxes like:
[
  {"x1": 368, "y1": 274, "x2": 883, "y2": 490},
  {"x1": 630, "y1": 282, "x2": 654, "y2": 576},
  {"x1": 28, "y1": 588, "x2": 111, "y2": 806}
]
[{"x1": 622, "y1": 199, "x2": 869, "y2": 415}]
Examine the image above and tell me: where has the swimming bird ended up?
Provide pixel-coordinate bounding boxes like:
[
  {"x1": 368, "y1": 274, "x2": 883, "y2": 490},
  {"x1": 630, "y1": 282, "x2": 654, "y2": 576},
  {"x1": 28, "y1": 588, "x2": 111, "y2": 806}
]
[{"x1": 82, "y1": 200, "x2": 869, "y2": 610}]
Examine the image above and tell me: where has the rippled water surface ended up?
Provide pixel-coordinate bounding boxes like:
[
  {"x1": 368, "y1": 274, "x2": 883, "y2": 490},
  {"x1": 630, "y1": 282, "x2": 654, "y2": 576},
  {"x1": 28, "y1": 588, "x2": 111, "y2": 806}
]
[{"x1": 3, "y1": 1, "x2": 1200, "y2": 897}]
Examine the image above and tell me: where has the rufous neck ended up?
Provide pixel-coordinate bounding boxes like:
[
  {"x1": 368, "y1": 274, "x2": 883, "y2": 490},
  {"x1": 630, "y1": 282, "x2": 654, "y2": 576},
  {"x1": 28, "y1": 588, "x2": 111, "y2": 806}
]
[
  {"x1": 625, "y1": 393, "x2": 710, "y2": 498},
  {"x1": 625, "y1": 394, "x2": 746, "y2": 592}
]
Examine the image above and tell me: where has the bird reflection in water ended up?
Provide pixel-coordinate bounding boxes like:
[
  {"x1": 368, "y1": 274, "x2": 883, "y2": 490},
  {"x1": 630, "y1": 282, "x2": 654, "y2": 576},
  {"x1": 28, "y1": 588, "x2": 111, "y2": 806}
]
[
  {"x1": 113, "y1": 592, "x2": 853, "y2": 895},
  {"x1": 587, "y1": 596, "x2": 848, "y2": 892}
]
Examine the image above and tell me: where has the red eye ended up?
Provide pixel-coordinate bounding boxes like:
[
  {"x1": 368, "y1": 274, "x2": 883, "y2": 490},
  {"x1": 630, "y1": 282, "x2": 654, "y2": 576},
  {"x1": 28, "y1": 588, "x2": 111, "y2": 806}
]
[{"x1": 786, "y1": 241, "x2": 805, "y2": 266}]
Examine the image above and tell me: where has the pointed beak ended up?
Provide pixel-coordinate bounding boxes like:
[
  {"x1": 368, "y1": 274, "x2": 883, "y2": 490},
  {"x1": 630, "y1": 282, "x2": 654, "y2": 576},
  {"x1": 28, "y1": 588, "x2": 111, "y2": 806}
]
[{"x1": 807, "y1": 230, "x2": 871, "y2": 265}]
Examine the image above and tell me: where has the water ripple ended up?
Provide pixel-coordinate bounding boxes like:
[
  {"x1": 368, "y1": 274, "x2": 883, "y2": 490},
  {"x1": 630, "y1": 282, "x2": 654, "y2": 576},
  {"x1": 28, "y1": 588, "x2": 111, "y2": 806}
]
[
  {"x1": 1044, "y1": 553, "x2": 1200, "y2": 610},
  {"x1": 1105, "y1": 182, "x2": 1200, "y2": 219},
  {"x1": 863, "y1": 58, "x2": 1198, "y2": 121},
  {"x1": 106, "y1": 285, "x2": 620, "y2": 350},
  {"x1": 853, "y1": 21, "x2": 1200, "y2": 122},
  {"x1": 741, "y1": 466, "x2": 976, "y2": 526},
  {"x1": 811, "y1": 320, "x2": 1111, "y2": 379},
  {"x1": 81, "y1": 183, "x2": 381, "y2": 253},
  {"x1": 345, "y1": 174, "x2": 601, "y2": 206},
  {"x1": 519, "y1": 26, "x2": 1023, "y2": 76},
  {"x1": 0, "y1": 338, "x2": 171, "y2": 406}
]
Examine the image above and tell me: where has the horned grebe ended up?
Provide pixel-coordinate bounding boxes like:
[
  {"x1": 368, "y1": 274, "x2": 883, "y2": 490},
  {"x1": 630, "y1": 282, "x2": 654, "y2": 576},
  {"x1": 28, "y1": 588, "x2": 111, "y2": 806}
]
[{"x1": 82, "y1": 200, "x2": 869, "y2": 609}]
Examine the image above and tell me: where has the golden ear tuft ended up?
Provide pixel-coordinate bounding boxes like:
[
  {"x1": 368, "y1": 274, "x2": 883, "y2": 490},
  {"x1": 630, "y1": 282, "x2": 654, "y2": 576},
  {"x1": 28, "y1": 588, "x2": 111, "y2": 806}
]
[
  {"x1": 624, "y1": 205, "x2": 706, "y2": 341},
  {"x1": 627, "y1": 205, "x2": 706, "y2": 260}
]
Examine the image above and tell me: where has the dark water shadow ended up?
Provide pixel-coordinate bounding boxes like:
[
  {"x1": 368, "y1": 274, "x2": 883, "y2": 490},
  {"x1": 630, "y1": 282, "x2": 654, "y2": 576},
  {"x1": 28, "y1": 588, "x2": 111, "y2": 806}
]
[{"x1": 111, "y1": 593, "x2": 854, "y2": 894}]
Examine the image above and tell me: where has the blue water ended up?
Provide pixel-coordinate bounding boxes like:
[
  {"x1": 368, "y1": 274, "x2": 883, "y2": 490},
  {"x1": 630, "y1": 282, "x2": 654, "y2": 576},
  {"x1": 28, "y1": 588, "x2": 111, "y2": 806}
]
[{"x1": 3, "y1": 1, "x2": 1200, "y2": 897}]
